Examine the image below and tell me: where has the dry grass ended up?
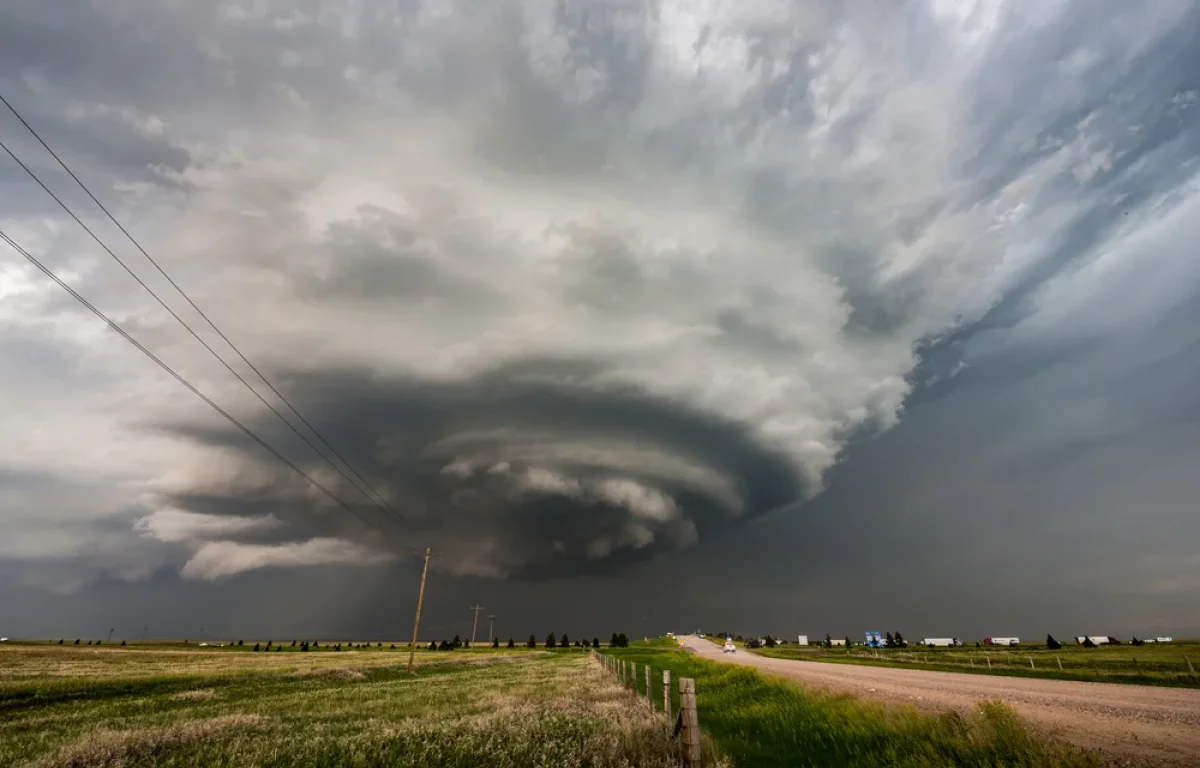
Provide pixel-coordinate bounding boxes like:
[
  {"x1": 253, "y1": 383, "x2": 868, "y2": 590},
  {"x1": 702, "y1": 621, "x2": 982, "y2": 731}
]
[
  {"x1": 27, "y1": 714, "x2": 270, "y2": 768},
  {"x1": 2, "y1": 645, "x2": 702, "y2": 768},
  {"x1": 169, "y1": 689, "x2": 218, "y2": 701}
]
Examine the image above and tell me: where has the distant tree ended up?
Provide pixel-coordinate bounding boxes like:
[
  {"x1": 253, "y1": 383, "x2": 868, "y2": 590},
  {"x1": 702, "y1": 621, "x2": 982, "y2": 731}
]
[
  {"x1": 313, "y1": 641, "x2": 319, "y2": 648},
  {"x1": 508, "y1": 638, "x2": 516, "y2": 648},
  {"x1": 545, "y1": 633, "x2": 557, "y2": 649},
  {"x1": 334, "y1": 644, "x2": 342, "y2": 651},
  {"x1": 617, "y1": 633, "x2": 629, "y2": 648},
  {"x1": 237, "y1": 640, "x2": 243, "y2": 647},
  {"x1": 528, "y1": 635, "x2": 537, "y2": 648},
  {"x1": 825, "y1": 633, "x2": 832, "y2": 648},
  {"x1": 492, "y1": 637, "x2": 500, "y2": 648},
  {"x1": 452, "y1": 634, "x2": 462, "y2": 648},
  {"x1": 734, "y1": 634, "x2": 745, "y2": 642},
  {"x1": 885, "y1": 632, "x2": 895, "y2": 648},
  {"x1": 592, "y1": 638, "x2": 600, "y2": 649},
  {"x1": 1046, "y1": 634, "x2": 1062, "y2": 650},
  {"x1": 765, "y1": 636, "x2": 777, "y2": 648},
  {"x1": 1083, "y1": 637, "x2": 1096, "y2": 648},
  {"x1": 894, "y1": 632, "x2": 905, "y2": 647},
  {"x1": 253, "y1": 643, "x2": 261, "y2": 652},
  {"x1": 1108, "y1": 637, "x2": 1121, "y2": 645},
  {"x1": 58, "y1": 639, "x2": 63, "y2": 645},
  {"x1": 120, "y1": 640, "x2": 126, "y2": 647},
  {"x1": 428, "y1": 641, "x2": 437, "y2": 651},
  {"x1": 561, "y1": 633, "x2": 570, "y2": 647},
  {"x1": 438, "y1": 640, "x2": 451, "y2": 651},
  {"x1": 1131, "y1": 637, "x2": 1143, "y2": 646},
  {"x1": 844, "y1": 637, "x2": 852, "y2": 649},
  {"x1": 275, "y1": 645, "x2": 281, "y2": 652},
  {"x1": 86, "y1": 641, "x2": 92, "y2": 646},
  {"x1": 74, "y1": 639, "x2": 80, "y2": 646},
  {"x1": 266, "y1": 641, "x2": 272, "y2": 648},
  {"x1": 611, "y1": 632, "x2": 619, "y2": 647}
]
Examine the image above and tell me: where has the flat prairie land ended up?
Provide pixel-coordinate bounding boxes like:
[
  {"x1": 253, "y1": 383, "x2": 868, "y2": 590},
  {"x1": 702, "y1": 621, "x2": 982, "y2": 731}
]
[
  {"x1": 0, "y1": 643, "x2": 706, "y2": 768},
  {"x1": 755, "y1": 641, "x2": 1200, "y2": 688}
]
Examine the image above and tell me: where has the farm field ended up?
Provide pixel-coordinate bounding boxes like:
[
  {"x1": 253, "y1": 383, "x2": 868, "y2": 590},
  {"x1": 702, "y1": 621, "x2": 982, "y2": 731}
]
[
  {"x1": 606, "y1": 642, "x2": 1099, "y2": 768},
  {"x1": 0, "y1": 642, "x2": 698, "y2": 768},
  {"x1": 753, "y1": 641, "x2": 1200, "y2": 688}
]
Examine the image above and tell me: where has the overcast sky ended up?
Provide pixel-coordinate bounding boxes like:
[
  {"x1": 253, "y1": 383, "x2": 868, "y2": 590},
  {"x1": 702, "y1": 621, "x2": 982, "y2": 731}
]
[{"x1": 2, "y1": 0, "x2": 1199, "y2": 644}]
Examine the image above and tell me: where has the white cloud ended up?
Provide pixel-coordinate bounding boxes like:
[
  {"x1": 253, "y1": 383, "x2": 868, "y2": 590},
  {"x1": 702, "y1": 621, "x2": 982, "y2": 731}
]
[
  {"x1": 179, "y1": 538, "x2": 395, "y2": 581},
  {"x1": 135, "y1": 508, "x2": 279, "y2": 544}
]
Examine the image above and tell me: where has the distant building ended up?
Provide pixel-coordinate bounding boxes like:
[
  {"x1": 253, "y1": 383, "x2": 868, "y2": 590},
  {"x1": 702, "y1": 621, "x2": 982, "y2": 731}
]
[
  {"x1": 830, "y1": 638, "x2": 846, "y2": 646},
  {"x1": 796, "y1": 635, "x2": 809, "y2": 646}
]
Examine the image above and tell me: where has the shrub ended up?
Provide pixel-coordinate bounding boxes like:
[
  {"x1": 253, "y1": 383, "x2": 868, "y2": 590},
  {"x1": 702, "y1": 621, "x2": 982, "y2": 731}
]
[
  {"x1": 592, "y1": 638, "x2": 600, "y2": 648},
  {"x1": 428, "y1": 641, "x2": 437, "y2": 651},
  {"x1": 508, "y1": 638, "x2": 515, "y2": 648},
  {"x1": 493, "y1": 637, "x2": 500, "y2": 648},
  {"x1": 545, "y1": 633, "x2": 557, "y2": 649},
  {"x1": 527, "y1": 635, "x2": 537, "y2": 648},
  {"x1": 253, "y1": 643, "x2": 261, "y2": 652}
]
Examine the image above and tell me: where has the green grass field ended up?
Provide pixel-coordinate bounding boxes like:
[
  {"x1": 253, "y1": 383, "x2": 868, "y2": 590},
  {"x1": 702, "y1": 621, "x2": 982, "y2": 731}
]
[
  {"x1": 753, "y1": 640, "x2": 1200, "y2": 688},
  {"x1": 0, "y1": 642, "x2": 704, "y2": 768},
  {"x1": 604, "y1": 642, "x2": 1100, "y2": 768}
]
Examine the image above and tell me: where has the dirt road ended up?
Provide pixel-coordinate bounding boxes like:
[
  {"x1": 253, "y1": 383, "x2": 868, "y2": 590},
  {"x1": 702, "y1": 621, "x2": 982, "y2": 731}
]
[{"x1": 680, "y1": 636, "x2": 1200, "y2": 766}]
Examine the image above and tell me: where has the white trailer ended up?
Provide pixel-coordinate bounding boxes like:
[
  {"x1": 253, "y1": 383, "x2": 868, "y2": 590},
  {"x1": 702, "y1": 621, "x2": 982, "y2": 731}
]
[
  {"x1": 922, "y1": 638, "x2": 960, "y2": 647},
  {"x1": 1156, "y1": 637, "x2": 1174, "y2": 643},
  {"x1": 1075, "y1": 636, "x2": 1112, "y2": 645},
  {"x1": 796, "y1": 635, "x2": 809, "y2": 646},
  {"x1": 985, "y1": 637, "x2": 1020, "y2": 646}
]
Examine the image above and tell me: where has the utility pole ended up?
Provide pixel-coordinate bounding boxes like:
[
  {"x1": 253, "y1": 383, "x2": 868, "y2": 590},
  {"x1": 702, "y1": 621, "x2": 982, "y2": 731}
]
[
  {"x1": 407, "y1": 548, "x2": 440, "y2": 673},
  {"x1": 488, "y1": 614, "x2": 496, "y2": 644},
  {"x1": 469, "y1": 604, "x2": 485, "y2": 648}
]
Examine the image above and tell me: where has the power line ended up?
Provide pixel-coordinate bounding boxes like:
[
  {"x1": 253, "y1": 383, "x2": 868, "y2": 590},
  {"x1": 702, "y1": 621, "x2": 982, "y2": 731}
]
[
  {"x1": 0, "y1": 228, "x2": 395, "y2": 545},
  {"x1": 0, "y1": 91, "x2": 408, "y2": 530}
]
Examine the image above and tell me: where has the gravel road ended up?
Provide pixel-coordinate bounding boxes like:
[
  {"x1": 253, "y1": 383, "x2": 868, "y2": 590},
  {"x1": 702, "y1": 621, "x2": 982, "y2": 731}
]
[{"x1": 680, "y1": 636, "x2": 1200, "y2": 767}]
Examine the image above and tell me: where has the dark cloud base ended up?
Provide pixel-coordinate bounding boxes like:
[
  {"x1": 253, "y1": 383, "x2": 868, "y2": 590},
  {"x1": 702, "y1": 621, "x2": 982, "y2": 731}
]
[{"x1": 154, "y1": 358, "x2": 806, "y2": 580}]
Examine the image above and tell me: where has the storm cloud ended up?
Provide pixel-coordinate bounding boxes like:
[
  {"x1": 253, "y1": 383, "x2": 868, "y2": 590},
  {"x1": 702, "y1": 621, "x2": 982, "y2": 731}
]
[{"x1": 2, "y1": 0, "x2": 1200, "y2": 638}]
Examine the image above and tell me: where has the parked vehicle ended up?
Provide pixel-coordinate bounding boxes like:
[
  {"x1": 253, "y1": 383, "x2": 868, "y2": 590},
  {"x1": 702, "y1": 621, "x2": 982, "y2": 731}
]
[
  {"x1": 723, "y1": 638, "x2": 736, "y2": 653},
  {"x1": 984, "y1": 637, "x2": 1020, "y2": 646},
  {"x1": 922, "y1": 638, "x2": 961, "y2": 647}
]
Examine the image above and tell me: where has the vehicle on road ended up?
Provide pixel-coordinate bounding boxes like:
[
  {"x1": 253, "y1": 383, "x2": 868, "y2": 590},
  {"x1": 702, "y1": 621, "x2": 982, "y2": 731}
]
[
  {"x1": 922, "y1": 637, "x2": 961, "y2": 647},
  {"x1": 723, "y1": 638, "x2": 736, "y2": 653}
]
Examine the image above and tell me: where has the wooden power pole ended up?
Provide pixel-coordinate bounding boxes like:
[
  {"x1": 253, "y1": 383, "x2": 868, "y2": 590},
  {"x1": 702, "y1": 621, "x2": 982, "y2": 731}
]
[
  {"x1": 469, "y1": 604, "x2": 485, "y2": 648},
  {"x1": 487, "y1": 614, "x2": 496, "y2": 644},
  {"x1": 407, "y1": 548, "x2": 439, "y2": 673}
]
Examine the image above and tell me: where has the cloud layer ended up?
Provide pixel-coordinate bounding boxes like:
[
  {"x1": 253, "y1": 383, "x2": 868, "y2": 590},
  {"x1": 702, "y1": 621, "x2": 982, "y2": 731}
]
[{"x1": 2, "y1": 0, "x2": 1199, "y2": 591}]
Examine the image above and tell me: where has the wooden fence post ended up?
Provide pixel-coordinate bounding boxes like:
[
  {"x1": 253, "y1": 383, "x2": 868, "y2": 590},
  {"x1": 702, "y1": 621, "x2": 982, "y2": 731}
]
[
  {"x1": 679, "y1": 677, "x2": 702, "y2": 768},
  {"x1": 1185, "y1": 656, "x2": 1196, "y2": 678},
  {"x1": 986, "y1": 656, "x2": 992, "y2": 670},
  {"x1": 663, "y1": 669, "x2": 671, "y2": 721},
  {"x1": 645, "y1": 664, "x2": 652, "y2": 709},
  {"x1": 1028, "y1": 656, "x2": 1035, "y2": 670},
  {"x1": 1057, "y1": 656, "x2": 1063, "y2": 671}
]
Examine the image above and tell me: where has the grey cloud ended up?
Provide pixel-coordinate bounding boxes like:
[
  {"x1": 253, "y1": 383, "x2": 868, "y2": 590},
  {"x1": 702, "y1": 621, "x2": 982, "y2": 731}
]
[
  {"x1": 2, "y1": 0, "x2": 1200, "y2": 639},
  {"x1": 149, "y1": 359, "x2": 804, "y2": 580}
]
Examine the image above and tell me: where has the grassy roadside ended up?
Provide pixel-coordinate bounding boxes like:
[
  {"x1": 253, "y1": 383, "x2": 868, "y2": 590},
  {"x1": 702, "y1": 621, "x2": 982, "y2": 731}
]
[
  {"x1": 752, "y1": 643, "x2": 1200, "y2": 689},
  {"x1": 603, "y1": 643, "x2": 1100, "y2": 768},
  {"x1": 1, "y1": 644, "x2": 687, "y2": 768}
]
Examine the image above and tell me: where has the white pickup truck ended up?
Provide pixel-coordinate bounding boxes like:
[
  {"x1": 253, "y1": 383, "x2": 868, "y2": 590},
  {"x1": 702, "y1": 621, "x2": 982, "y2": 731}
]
[{"x1": 723, "y1": 638, "x2": 736, "y2": 653}]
